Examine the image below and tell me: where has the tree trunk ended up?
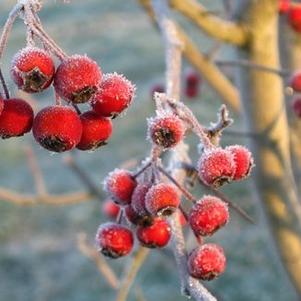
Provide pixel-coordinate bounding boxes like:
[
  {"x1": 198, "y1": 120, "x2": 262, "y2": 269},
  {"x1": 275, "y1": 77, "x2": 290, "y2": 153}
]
[{"x1": 236, "y1": 0, "x2": 301, "y2": 296}]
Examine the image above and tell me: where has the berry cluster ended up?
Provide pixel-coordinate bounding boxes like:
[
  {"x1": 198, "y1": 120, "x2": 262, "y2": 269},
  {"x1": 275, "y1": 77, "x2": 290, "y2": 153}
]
[
  {"x1": 96, "y1": 95, "x2": 254, "y2": 282},
  {"x1": 0, "y1": 3, "x2": 134, "y2": 153}
]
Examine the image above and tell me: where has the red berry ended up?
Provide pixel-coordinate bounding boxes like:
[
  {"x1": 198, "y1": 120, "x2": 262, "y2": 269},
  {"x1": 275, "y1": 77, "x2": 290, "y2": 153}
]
[
  {"x1": 131, "y1": 183, "x2": 151, "y2": 216},
  {"x1": 0, "y1": 99, "x2": 33, "y2": 139},
  {"x1": 150, "y1": 83, "x2": 165, "y2": 97},
  {"x1": 178, "y1": 209, "x2": 187, "y2": 227},
  {"x1": 102, "y1": 199, "x2": 120, "y2": 219},
  {"x1": 76, "y1": 111, "x2": 112, "y2": 151},
  {"x1": 125, "y1": 204, "x2": 154, "y2": 226},
  {"x1": 145, "y1": 183, "x2": 180, "y2": 216},
  {"x1": 11, "y1": 47, "x2": 55, "y2": 93},
  {"x1": 54, "y1": 55, "x2": 102, "y2": 103},
  {"x1": 288, "y1": 4, "x2": 301, "y2": 32},
  {"x1": 187, "y1": 244, "x2": 226, "y2": 280},
  {"x1": 95, "y1": 222, "x2": 133, "y2": 258},
  {"x1": 226, "y1": 145, "x2": 254, "y2": 180},
  {"x1": 292, "y1": 97, "x2": 301, "y2": 117},
  {"x1": 289, "y1": 71, "x2": 301, "y2": 92},
  {"x1": 0, "y1": 96, "x2": 4, "y2": 116},
  {"x1": 33, "y1": 105, "x2": 82, "y2": 152},
  {"x1": 92, "y1": 73, "x2": 135, "y2": 118},
  {"x1": 136, "y1": 217, "x2": 171, "y2": 248},
  {"x1": 279, "y1": 0, "x2": 291, "y2": 14},
  {"x1": 198, "y1": 147, "x2": 235, "y2": 187},
  {"x1": 185, "y1": 70, "x2": 201, "y2": 98},
  {"x1": 148, "y1": 114, "x2": 185, "y2": 148},
  {"x1": 104, "y1": 169, "x2": 137, "y2": 205},
  {"x1": 189, "y1": 195, "x2": 229, "y2": 237}
]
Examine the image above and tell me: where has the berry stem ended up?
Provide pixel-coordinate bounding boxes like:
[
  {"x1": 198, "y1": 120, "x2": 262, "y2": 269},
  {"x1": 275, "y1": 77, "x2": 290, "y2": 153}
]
[
  {"x1": 116, "y1": 208, "x2": 124, "y2": 224},
  {"x1": 0, "y1": 67, "x2": 10, "y2": 99},
  {"x1": 133, "y1": 161, "x2": 152, "y2": 179},
  {"x1": 72, "y1": 103, "x2": 81, "y2": 115}
]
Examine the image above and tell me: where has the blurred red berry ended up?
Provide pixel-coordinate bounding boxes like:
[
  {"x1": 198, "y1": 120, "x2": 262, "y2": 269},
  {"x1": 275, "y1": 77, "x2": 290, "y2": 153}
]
[
  {"x1": 198, "y1": 147, "x2": 235, "y2": 188},
  {"x1": 279, "y1": 0, "x2": 291, "y2": 14},
  {"x1": 76, "y1": 111, "x2": 112, "y2": 151},
  {"x1": 11, "y1": 47, "x2": 55, "y2": 93},
  {"x1": 178, "y1": 209, "x2": 187, "y2": 227},
  {"x1": 104, "y1": 169, "x2": 137, "y2": 205},
  {"x1": 102, "y1": 199, "x2": 120, "y2": 219},
  {"x1": 188, "y1": 244, "x2": 226, "y2": 280},
  {"x1": 292, "y1": 97, "x2": 301, "y2": 117},
  {"x1": 288, "y1": 4, "x2": 301, "y2": 32},
  {"x1": 226, "y1": 145, "x2": 254, "y2": 181},
  {"x1": 54, "y1": 54, "x2": 102, "y2": 103},
  {"x1": 136, "y1": 217, "x2": 171, "y2": 248},
  {"x1": 0, "y1": 98, "x2": 33, "y2": 139},
  {"x1": 92, "y1": 73, "x2": 135, "y2": 118},
  {"x1": 33, "y1": 105, "x2": 82, "y2": 152},
  {"x1": 185, "y1": 70, "x2": 201, "y2": 98},
  {"x1": 148, "y1": 114, "x2": 185, "y2": 148},
  {"x1": 145, "y1": 183, "x2": 180, "y2": 216},
  {"x1": 189, "y1": 195, "x2": 229, "y2": 237},
  {"x1": 95, "y1": 222, "x2": 133, "y2": 258},
  {"x1": 289, "y1": 71, "x2": 301, "y2": 92}
]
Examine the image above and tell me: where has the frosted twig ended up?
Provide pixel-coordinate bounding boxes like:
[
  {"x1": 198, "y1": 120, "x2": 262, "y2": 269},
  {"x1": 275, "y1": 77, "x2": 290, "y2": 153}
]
[{"x1": 0, "y1": 67, "x2": 10, "y2": 99}]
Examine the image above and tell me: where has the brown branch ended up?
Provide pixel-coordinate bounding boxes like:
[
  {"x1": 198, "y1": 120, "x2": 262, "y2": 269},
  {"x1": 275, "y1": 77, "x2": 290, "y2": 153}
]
[
  {"x1": 77, "y1": 232, "x2": 119, "y2": 289},
  {"x1": 169, "y1": 0, "x2": 248, "y2": 46}
]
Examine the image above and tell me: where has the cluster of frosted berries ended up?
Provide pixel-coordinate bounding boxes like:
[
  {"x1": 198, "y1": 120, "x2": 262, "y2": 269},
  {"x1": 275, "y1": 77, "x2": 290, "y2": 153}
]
[
  {"x1": 96, "y1": 108, "x2": 254, "y2": 282},
  {"x1": 0, "y1": 47, "x2": 134, "y2": 152}
]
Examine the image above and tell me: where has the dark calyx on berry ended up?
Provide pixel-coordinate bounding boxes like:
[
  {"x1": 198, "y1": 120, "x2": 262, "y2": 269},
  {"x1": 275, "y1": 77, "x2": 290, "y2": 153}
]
[
  {"x1": 38, "y1": 135, "x2": 69, "y2": 153},
  {"x1": 22, "y1": 67, "x2": 49, "y2": 92},
  {"x1": 71, "y1": 86, "x2": 97, "y2": 104}
]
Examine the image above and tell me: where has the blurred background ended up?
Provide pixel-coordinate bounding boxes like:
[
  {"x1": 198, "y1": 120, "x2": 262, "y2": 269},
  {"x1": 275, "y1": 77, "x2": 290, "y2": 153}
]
[{"x1": 0, "y1": 0, "x2": 297, "y2": 300}]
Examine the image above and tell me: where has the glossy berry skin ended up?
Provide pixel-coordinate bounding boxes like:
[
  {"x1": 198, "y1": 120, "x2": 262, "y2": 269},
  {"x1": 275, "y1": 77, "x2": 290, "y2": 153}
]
[
  {"x1": 279, "y1": 0, "x2": 290, "y2": 14},
  {"x1": 148, "y1": 114, "x2": 185, "y2": 148},
  {"x1": 0, "y1": 99, "x2": 34, "y2": 139},
  {"x1": 136, "y1": 217, "x2": 171, "y2": 248},
  {"x1": 185, "y1": 70, "x2": 201, "y2": 98},
  {"x1": 11, "y1": 47, "x2": 55, "y2": 93},
  {"x1": 198, "y1": 147, "x2": 235, "y2": 188},
  {"x1": 145, "y1": 183, "x2": 180, "y2": 216},
  {"x1": 290, "y1": 72, "x2": 301, "y2": 92},
  {"x1": 92, "y1": 73, "x2": 135, "y2": 118},
  {"x1": 189, "y1": 195, "x2": 229, "y2": 237},
  {"x1": 76, "y1": 111, "x2": 112, "y2": 151},
  {"x1": 95, "y1": 222, "x2": 133, "y2": 258},
  {"x1": 54, "y1": 55, "x2": 102, "y2": 103},
  {"x1": 104, "y1": 169, "x2": 137, "y2": 205},
  {"x1": 102, "y1": 199, "x2": 120, "y2": 219},
  {"x1": 188, "y1": 244, "x2": 226, "y2": 280},
  {"x1": 288, "y1": 5, "x2": 301, "y2": 32},
  {"x1": 292, "y1": 97, "x2": 301, "y2": 117},
  {"x1": 0, "y1": 96, "x2": 4, "y2": 116},
  {"x1": 226, "y1": 145, "x2": 254, "y2": 181},
  {"x1": 33, "y1": 105, "x2": 82, "y2": 152}
]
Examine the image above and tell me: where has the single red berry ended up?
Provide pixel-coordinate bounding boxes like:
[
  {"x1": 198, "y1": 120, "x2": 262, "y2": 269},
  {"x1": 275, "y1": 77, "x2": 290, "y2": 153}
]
[
  {"x1": 185, "y1": 70, "x2": 201, "y2": 98},
  {"x1": 54, "y1": 55, "x2": 102, "y2": 103},
  {"x1": 104, "y1": 169, "x2": 137, "y2": 205},
  {"x1": 189, "y1": 195, "x2": 229, "y2": 237},
  {"x1": 150, "y1": 83, "x2": 165, "y2": 97},
  {"x1": 102, "y1": 199, "x2": 120, "y2": 219},
  {"x1": 0, "y1": 98, "x2": 33, "y2": 139},
  {"x1": 145, "y1": 183, "x2": 180, "y2": 216},
  {"x1": 187, "y1": 244, "x2": 226, "y2": 280},
  {"x1": 33, "y1": 105, "x2": 82, "y2": 152},
  {"x1": 289, "y1": 71, "x2": 301, "y2": 92},
  {"x1": 288, "y1": 4, "x2": 301, "y2": 32},
  {"x1": 292, "y1": 97, "x2": 301, "y2": 117},
  {"x1": 92, "y1": 73, "x2": 135, "y2": 118},
  {"x1": 95, "y1": 222, "x2": 133, "y2": 258},
  {"x1": 198, "y1": 147, "x2": 235, "y2": 188},
  {"x1": 226, "y1": 145, "x2": 254, "y2": 180},
  {"x1": 136, "y1": 217, "x2": 171, "y2": 248},
  {"x1": 76, "y1": 111, "x2": 112, "y2": 151},
  {"x1": 125, "y1": 204, "x2": 154, "y2": 226},
  {"x1": 279, "y1": 0, "x2": 291, "y2": 14},
  {"x1": 0, "y1": 96, "x2": 4, "y2": 116},
  {"x1": 11, "y1": 47, "x2": 55, "y2": 93},
  {"x1": 148, "y1": 114, "x2": 185, "y2": 148}
]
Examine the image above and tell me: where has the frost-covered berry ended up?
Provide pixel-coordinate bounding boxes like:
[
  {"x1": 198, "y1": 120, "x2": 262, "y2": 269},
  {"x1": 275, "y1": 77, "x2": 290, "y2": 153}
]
[
  {"x1": 33, "y1": 105, "x2": 82, "y2": 152},
  {"x1": 11, "y1": 47, "x2": 55, "y2": 93},
  {"x1": 292, "y1": 97, "x2": 301, "y2": 118},
  {"x1": 0, "y1": 96, "x2": 4, "y2": 116},
  {"x1": 189, "y1": 195, "x2": 229, "y2": 237},
  {"x1": 198, "y1": 147, "x2": 235, "y2": 188},
  {"x1": 102, "y1": 199, "x2": 120, "y2": 219},
  {"x1": 131, "y1": 183, "x2": 152, "y2": 216},
  {"x1": 148, "y1": 114, "x2": 185, "y2": 148},
  {"x1": 187, "y1": 244, "x2": 226, "y2": 280},
  {"x1": 92, "y1": 73, "x2": 135, "y2": 118},
  {"x1": 125, "y1": 204, "x2": 154, "y2": 226},
  {"x1": 226, "y1": 145, "x2": 254, "y2": 181},
  {"x1": 54, "y1": 55, "x2": 102, "y2": 103},
  {"x1": 288, "y1": 4, "x2": 301, "y2": 32},
  {"x1": 76, "y1": 111, "x2": 112, "y2": 151},
  {"x1": 145, "y1": 183, "x2": 180, "y2": 216},
  {"x1": 0, "y1": 99, "x2": 33, "y2": 139},
  {"x1": 95, "y1": 222, "x2": 133, "y2": 258},
  {"x1": 290, "y1": 71, "x2": 301, "y2": 92},
  {"x1": 136, "y1": 217, "x2": 171, "y2": 248},
  {"x1": 104, "y1": 169, "x2": 137, "y2": 205}
]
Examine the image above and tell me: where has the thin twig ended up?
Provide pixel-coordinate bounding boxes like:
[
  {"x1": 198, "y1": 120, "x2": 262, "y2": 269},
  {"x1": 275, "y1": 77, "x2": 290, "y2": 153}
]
[{"x1": 0, "y1": 68, "x2": 10, "y2": 99}]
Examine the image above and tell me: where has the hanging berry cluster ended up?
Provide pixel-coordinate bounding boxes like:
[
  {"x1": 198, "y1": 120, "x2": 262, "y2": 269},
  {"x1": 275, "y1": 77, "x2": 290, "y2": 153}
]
[
  {"x1": 0, "y1": 0, "x2": 135, "y2": 152},
  {"x1": 96, "y1": 93, "x2": 254, "y2": 282}
]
